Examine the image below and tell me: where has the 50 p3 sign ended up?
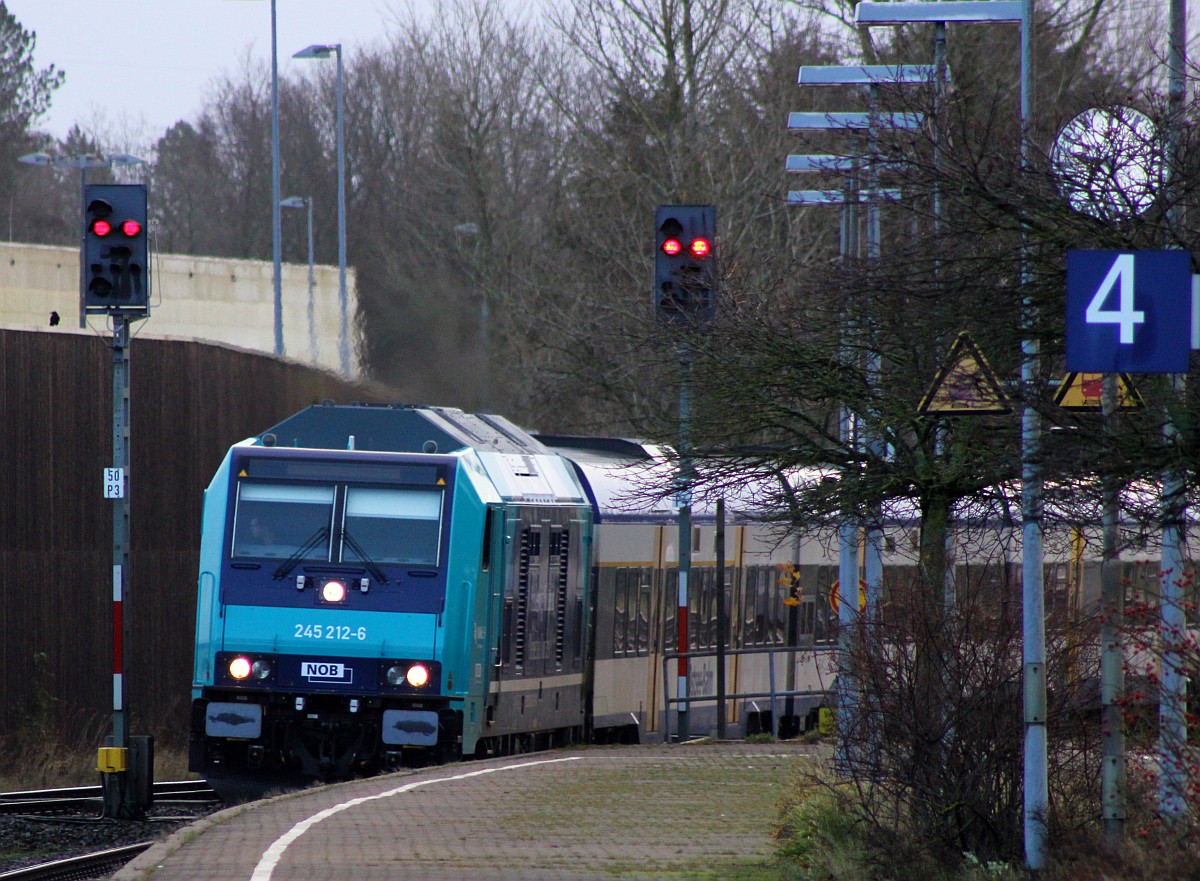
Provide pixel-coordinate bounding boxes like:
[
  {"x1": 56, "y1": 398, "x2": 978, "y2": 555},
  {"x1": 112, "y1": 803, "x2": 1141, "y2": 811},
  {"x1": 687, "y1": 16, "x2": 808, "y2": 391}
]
[{"x1": 1066, "y1": 249, "x2": 1192, "y2": 373}]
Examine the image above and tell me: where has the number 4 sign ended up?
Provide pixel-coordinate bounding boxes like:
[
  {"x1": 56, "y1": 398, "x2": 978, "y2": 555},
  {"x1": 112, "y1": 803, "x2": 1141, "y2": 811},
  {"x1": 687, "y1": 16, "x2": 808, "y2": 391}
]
[{"x1": 1066, "y1": 249, "x2": 1192, "y2": 373}]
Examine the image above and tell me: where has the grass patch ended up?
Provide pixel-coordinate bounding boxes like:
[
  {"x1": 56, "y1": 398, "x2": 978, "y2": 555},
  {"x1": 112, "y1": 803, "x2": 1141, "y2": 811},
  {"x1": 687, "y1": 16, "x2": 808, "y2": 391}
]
[{"x1": 0, "y1": 717, "x2": 194, "y2": 791}]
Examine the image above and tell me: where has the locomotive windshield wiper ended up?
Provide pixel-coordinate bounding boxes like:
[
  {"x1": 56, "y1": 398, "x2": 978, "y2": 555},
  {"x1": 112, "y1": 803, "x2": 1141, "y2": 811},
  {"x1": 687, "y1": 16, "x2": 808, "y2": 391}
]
[
  {"x1": 272, "y1": 526, "x2": 330, "y2": 580},
  {"x1": 340, "y1": 530, "x2": 389, "y2": 584}
]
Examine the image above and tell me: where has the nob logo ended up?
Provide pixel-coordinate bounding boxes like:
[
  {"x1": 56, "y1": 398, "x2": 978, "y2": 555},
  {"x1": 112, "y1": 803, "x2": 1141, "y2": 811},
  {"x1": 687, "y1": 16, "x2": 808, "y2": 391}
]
[{"x1": 302, "y1": 661, "x2": 352, "y2": 683}]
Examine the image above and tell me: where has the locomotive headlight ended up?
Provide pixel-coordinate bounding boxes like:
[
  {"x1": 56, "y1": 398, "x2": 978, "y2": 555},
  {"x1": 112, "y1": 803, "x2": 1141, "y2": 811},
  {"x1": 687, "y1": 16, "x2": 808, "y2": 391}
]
[
  {"x1": 321, "y1": 580, "x2": 347, "y2": 603},
  {"x1": 406, "y1": 664, "x2": 430, "y2": 688},
  {"x1": 229, "y1": 656, "x2": 252, "y2": 680},
  {"x1": 251, "y1": 659, "x2": 273, "y2": 680},
  {"x1": 384, "y1": 660, "x2": 436, "y2": 690}
]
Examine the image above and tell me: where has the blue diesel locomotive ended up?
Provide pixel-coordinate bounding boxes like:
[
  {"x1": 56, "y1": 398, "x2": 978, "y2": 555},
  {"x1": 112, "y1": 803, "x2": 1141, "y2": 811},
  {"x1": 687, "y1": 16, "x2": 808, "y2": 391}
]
[{"x1": 189, "y1": 403, "x2": 836, "y2": 788}]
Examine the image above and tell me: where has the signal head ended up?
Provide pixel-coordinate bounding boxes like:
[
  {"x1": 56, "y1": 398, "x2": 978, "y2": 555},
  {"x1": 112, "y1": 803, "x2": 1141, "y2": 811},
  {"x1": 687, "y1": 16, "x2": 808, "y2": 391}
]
[
  {"x1": 653, "y1": 204, "x2": 717, "y2": 324},
  {"x1": 82, "y1": 184, "x2": 149, "y2": 314}
]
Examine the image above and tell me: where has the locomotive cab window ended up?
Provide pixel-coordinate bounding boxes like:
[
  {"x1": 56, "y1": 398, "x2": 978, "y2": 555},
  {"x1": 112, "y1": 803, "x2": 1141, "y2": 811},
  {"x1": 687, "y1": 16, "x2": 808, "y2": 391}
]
[
  {"x1": 232, "y1": 483, "x2": 335, "y2": 559},
  {"x1": 342, "y1": 487, "x2": 443, "y2": 566}
]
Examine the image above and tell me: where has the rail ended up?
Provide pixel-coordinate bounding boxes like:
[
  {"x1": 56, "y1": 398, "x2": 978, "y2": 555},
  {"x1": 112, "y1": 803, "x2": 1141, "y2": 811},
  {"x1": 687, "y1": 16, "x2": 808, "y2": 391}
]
[
  {"x1": 0, "y1": 780, "x2": 219, "y2": 815},
  {"x1": 0, "y1": 843, "x2": 151, "y2": 881},
  {"x1": 660, "y1": 645, "x2": 835, "y2": 742}
]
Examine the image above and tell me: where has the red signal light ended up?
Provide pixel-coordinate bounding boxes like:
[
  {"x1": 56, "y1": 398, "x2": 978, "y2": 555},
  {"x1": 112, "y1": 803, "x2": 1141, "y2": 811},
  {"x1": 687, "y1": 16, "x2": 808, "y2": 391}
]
[
  {"x1": 120, "y1": 219, "x2": 142, "y2": 237},
  {"x1": 661, "y1": 238, "x2": 683, "y2": 256},
  {"x1": 91, "y1": 219, "x2": 112, "y2": 237},
  {"x1": 689, "y1": 237, "x2": 712, "y2": 258}
]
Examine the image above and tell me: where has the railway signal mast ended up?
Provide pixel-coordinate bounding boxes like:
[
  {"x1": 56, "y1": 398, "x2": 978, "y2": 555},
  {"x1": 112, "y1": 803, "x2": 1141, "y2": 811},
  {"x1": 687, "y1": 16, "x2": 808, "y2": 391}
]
[
  {"x1": 85, "y1": 183, "x2": 154, "y2": 819},
  {"x1": 654, "y1": 204, "x2": 717, "y2": 741}
]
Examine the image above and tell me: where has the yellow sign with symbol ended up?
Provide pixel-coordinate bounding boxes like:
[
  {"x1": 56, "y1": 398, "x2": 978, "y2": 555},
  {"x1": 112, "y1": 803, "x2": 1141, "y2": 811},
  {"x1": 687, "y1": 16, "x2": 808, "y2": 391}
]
[
  {"x1": 1054, "y1": 372, "x2": 1143, "y2": 411},
  {"x1": 918, "y1": 331, "x2": 1011, "y2": 415}
]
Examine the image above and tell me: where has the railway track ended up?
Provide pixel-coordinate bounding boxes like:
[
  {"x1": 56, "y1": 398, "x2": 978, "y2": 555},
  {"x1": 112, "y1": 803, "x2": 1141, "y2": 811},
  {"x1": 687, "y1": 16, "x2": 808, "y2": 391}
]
[
  {"x1": 0, "y1": 780, "x2": 220, "y2": 880},
  {"x1": 0, "y1": 780, "x2": 219, "y2": 815},
  {"x1": 0, "y1": 842, "x2": 151, "y2": 881}
]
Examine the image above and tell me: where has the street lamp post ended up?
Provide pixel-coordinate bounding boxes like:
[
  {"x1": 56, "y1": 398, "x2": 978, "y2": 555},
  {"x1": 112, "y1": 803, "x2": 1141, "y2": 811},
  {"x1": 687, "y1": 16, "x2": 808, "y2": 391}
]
[
  {"x1": 269, "y1": 0, "x2": 282, "y2": 357},
  {"x1": 789, "y1": 67, "x2": 925, "y2": 774},
  {"x1": 281, "y1": 196, "x2": 318, "y2": 362},
  {"x1": 853, "y1": 0, "x2": 1042, "y2": 867},
  {"x1": 295, "y1": 43, "x2": 349, "y2": 378},
  {"x1": 229, "y1": 0, "x2": 283, "y2": 356}
]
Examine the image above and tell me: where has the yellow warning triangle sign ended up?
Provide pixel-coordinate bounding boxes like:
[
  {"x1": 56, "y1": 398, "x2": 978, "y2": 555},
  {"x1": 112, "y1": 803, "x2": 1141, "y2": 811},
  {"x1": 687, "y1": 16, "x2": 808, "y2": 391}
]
[
  {"x1": 1054, "y1": 373, "x2": 1143, "y2": 411},
  {"x1": 918, "y1": 331, "x2": 1011, "y2": 415}
]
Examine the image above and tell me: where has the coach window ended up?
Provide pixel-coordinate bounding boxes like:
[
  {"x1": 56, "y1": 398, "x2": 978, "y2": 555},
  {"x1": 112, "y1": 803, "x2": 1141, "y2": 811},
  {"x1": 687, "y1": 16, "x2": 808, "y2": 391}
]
[
  {"x1": 661, "y1": 568, "x2": 678, "y2": 653},
  {"x1": 613, "y1": 568, "x2": 630, "y2": 656},
  {"x1": 755, "y1": 568, "x2": 773, "y2": 645},
  {"x1": 1122, "y1": 559, "x2": 1157, "y2": 609},
  {"x1": 815, "y1": 566, "x2": 836, "y2": 644},
  {"x1": 771, "y1": 571, "x2": 787, "y2": 644},
  {"x1": 342, "y1": 487, "x2": 442, "y2": 565},
  {"x1": 635, "y1": 569, "x2": 652, "y2": 656},
  {"x1": 799, "y1": 598, "x2": 816, "y2": 642},
  {"x1": 741, "y1": 569, "x2": 758, "y2": 647},
  {"x1": 688, "y1": 570, "x2": 705, "y2": 650},
  {"x1": 232, "y1": 483, "x2": 334, "y2": 560}
]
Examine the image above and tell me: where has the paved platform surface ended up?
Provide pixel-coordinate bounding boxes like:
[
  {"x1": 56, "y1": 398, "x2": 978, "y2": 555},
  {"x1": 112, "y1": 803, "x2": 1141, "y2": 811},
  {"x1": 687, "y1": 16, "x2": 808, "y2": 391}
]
[{"x1": 114, "y1": 741, "x2": 823, "y2": 881}]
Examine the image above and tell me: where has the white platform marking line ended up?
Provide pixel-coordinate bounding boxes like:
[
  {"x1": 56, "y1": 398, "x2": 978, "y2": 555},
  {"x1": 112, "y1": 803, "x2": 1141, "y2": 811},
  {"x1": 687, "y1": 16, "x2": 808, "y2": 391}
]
[{"x1": 248, "y1": 756, "x2": 582, "y2": 881}]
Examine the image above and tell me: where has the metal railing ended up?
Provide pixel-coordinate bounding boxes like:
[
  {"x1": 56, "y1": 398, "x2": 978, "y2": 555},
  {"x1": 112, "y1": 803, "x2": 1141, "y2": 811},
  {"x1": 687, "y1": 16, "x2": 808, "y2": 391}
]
[{"x1": 660, "y1": 644, "x2": 835, "y2": 742}]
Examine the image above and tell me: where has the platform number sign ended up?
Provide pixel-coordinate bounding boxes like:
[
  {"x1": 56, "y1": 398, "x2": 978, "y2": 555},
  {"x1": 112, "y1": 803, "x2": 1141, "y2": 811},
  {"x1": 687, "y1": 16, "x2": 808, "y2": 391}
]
[{"x1": 1066, "y1": 249, "x2": 1192, "y2": 373}]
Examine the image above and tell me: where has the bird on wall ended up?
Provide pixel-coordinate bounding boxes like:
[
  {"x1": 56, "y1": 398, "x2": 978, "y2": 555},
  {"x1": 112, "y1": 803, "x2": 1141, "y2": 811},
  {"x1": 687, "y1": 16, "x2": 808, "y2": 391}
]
[{"x1": 49, "y1": 311, "x2": 60, "y2": 326}]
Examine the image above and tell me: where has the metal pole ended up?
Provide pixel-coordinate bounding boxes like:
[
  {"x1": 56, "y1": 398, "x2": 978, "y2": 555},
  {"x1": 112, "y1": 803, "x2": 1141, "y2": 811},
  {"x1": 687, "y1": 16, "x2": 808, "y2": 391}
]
[
  {"x1": 78, "y1": 168, "x2": 87, "y2": 328},
  {"x1": 835, "y1": 162, "x2": 860, "y2": 775},
  {"x1": 1159, "y1": 0, "x2": 1188, "y2": 824},
  {"x1": 334, "y1": 46, "x2": 349, "y2": 377},
  {"x1": 715, "y1": 498, "x2": 727, "y2": 739},
  {"x1": 1099, "y1": 374, "x2": 1126, "y2": 843},
  {"x1": 306, "y1": 198, "x2": 317, "y2": 359},
  {"x1": 677, "y1": 342, "x2": 692, "y2": 742},
  {"x1": 1018, "y1": 0, "x2": 1048, "y2": 868},
  {"x1": 103, "y1": 316, "x2": 132, "y2": 819},
  {"x1": 270, "y1": 0, "x2": 283, "y2": 357},
  {"x1": 863, "y1": 88, "x2": 884, "y2": 622}
]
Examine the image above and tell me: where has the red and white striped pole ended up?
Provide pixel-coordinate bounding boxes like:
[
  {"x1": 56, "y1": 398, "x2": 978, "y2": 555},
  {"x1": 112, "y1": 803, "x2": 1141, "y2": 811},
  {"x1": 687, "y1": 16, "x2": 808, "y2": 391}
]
[
  {"x1": 100, "y1": 316, "x2": 132, "y2": 818},
  {"x1": 676, "y1": 344, "x2": 692, "y2": 741},
  {"x1": 112, "y1": 563, "x2": 125, "y2": 730}
]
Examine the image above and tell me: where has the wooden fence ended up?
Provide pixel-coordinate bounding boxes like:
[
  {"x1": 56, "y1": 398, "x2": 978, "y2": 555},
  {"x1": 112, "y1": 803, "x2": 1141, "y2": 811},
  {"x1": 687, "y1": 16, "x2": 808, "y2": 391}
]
[{"x1": 0, "y1": 329, "x2": 379, "y2": 744}]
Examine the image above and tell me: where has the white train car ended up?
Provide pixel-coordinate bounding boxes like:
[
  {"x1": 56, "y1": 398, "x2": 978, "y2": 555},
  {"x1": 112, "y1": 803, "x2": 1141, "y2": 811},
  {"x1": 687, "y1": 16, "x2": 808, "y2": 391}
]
[{"x1": 542, "y1": 436, "x2": 840, "y2": 740}]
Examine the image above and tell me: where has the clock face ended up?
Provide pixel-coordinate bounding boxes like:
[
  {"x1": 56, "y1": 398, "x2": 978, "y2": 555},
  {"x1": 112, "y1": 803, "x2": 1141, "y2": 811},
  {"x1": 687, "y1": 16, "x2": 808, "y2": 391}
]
[{"x1": 1050, "y1": 106, "x2": 1163, "y2": 222}]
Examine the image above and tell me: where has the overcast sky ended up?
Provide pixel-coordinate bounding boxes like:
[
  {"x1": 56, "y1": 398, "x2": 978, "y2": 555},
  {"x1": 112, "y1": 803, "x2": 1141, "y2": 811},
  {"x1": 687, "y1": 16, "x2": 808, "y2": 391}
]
[{"x1": 9, "y1": 0, "x2": 420, "y2": 143}]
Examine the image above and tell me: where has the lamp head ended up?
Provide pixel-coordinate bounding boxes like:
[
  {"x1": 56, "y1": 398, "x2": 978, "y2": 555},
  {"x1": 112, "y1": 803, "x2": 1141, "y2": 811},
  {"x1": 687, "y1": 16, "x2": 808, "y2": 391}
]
[{"x1": 294, "y1": 43, "x2": 340, "y2": 60}]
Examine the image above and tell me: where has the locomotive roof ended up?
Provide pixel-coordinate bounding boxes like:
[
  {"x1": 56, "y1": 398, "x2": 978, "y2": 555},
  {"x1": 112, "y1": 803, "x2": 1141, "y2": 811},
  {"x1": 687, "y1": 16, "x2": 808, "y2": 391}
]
[
  {"x1": 255, "y1": 403, "x2": 589, "y2": 506},
  {"x1": 259, "y1": 403, "x2": 549, "y2": 455}
]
